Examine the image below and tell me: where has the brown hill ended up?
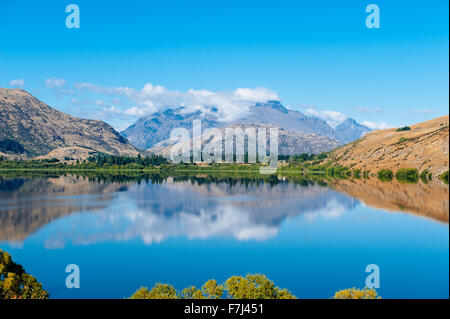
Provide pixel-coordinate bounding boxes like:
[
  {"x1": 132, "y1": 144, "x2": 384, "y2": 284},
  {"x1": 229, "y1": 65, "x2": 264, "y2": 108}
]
[
  {"x1": 328, "y1": 115, "x2": 449, "y2": 176},
  {"x1": 0, "y1": 88, "x2": 140, "y2": 159}
]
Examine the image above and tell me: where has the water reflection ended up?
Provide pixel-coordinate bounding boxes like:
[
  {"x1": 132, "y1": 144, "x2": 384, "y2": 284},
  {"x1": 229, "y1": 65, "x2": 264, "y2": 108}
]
[
  {"x1": 0, "y1": 175, "x2": 130, "y2": 241},
  {"x1": 0, "y1": 173, "x2": 448, "y2": 246},
  {"x1": 329, "y1": 178, "x2": 449, "y2": 223}
]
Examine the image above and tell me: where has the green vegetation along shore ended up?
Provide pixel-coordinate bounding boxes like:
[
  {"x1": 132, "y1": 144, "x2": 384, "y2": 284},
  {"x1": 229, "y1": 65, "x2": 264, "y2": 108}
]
[{"x1": 1, "y1": 153, "x2": 447, "y2": 185}]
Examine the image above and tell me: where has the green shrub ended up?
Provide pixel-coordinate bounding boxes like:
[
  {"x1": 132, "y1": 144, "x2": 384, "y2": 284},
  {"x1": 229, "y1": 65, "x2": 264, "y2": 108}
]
[
  {"x1": 398, "y1": 137, "x2": 411, "y2": 143},
  {"x1": 396, "y1": 126, "x2": 411, "y2": 132},
  {"x1": 377, "y1": 169, "x2": 393, "y2": 182},
  {"x1": 419, "y1": 169, "x2": 430, "y2": 183},
  {"x1": 326, "y1": 167, "x2": 335, "y2": 176},
  {"x1": 334, "y1": 166, "x2": 351, "y2": 177},
  {"x1": 333, "y1": 287, "x2": 381, "y2": 299},
  {"x1": 439, "y1": 171, "x2": 449, "y2": 184},
  {"x1": 395, "y1": 168, "x2": 419, "y2": 184},
  {"x1": 353, "y1": 169, "x2": 361, "y2": 178},
  {"x1": 129, "y1": 274, "x2": 295, "y2": 299},
  {"x1": 0, "y1": 249, "x2": 49, "y2": 299}
]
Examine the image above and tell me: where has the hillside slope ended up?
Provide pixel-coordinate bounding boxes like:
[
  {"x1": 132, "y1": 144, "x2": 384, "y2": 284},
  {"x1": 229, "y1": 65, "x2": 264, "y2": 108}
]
[
  {"x1": 0, "y1": 88, "x2": 140, "y2": 158},
  {"x1": 328, "y1": 115, "x2": 449, "y2": 175}
]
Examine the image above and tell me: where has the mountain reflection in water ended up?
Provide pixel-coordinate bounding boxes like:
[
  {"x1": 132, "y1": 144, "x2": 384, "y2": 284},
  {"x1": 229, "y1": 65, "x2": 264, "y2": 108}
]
[{"x1": 0, "y1": 174, "x2": 448, "y2": 246}]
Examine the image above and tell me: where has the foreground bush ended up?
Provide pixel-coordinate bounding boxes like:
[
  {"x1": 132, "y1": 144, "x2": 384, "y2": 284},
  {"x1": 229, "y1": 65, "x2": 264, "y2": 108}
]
[
  {"x1": 130, "y1": 283, "x2": 178, "y2": 299},
  {"x1": 377, "y1": 169, "x2": 393, "y2": 181},
  {"x1": 333, "y1": 287, "x2": 381, "y2": 299},
  {"x1": 0, "y1": 249, "x2": 49, "y2": 299},
  {"x1": 419, "y1": 169, "x2": 432, "y2": 183},
  {"x1": 130, "y1": 275, "x2": 383, "y2": 300},
  {"x1": 439, "y1": 171, "x2": 449, "y2": 184},
  {"x1": 225, "y1": 274, "x2": 295, "y2": 299},
  {"x1": 130, "y1": 274, "x2": 296, "y2": 299},
  {"x1": 395, "y1": 168, "x2": 419, "y2": 183}
]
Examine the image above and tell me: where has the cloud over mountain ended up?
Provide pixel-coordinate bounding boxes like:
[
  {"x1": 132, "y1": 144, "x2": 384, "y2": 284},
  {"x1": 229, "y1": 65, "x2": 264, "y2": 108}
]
[
  {"x1": 304, "y1": 108, "x2": 348, "y2": 128},
  {"x1": 44, "y1": 80, "x2": 385, "y2": 137},
  {"x1": 70, "y1": 82, "x2": 279, "y2": 123}
]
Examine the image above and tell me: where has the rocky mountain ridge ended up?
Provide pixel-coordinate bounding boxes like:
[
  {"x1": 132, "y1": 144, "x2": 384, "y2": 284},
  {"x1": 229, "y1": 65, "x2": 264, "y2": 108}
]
[{"x1": 0, "y1": 88, "x2": 140, "y2": 159}]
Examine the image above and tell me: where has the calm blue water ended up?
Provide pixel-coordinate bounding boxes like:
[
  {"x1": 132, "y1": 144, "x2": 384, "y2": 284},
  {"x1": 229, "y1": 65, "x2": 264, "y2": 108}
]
[{"x1": 0, "y1": 175, "x2": 448, "y2": 299}]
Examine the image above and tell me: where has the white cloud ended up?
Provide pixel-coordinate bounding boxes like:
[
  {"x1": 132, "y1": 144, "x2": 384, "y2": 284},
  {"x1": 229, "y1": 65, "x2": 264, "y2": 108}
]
[
  {"x1": 123, "y1": 106, "x2": 151, "y2": 116},
  {"x1": 99, "y1": 105, "x2": 125, "y2": 116},
  {"x1": 74, "y1": 82, "x2": 135, "y2": 96},
  {"x1": 355, "y1": 107, "x2": 383, "y2": 113},
  {"x1": 45, "y1": 78, "x2": 67, "y2": 88},
  {"x1": 412, "y1": 109, "x2": 434, "y2": 114},
  {"x1": 234, "y1": 87, "x2": 278, "y2": 102},
  {"x1": 112, "y1": 98, "x2": 125, "y2": 106},
  {"x1": 305, "y1": 108, "x2": 348, "y2": 127},
  {"x1": 95, "y1": 99, "x2": 108, "y2": 107},
  {"x1": 9, "y1": 79, "x2": 25, "y2": 88},
  {"x1": 305, "y1": 199, "x2": 346, "y2": 221},
  {"x1": 361, "y1": 121, "x2": 390, "y2": 130},
  {"x1": 73, "y1": 83, "x2": 280, "y2": 122},
  {"x1": 46, "y1": 80, "x2": 398, "y2": 133},
  {"x1": 305, "y1": 107, "x2": 391, "y2": 130},
  {"x1": 141, "y1": 83, "x2": 168, "y2": 96}
]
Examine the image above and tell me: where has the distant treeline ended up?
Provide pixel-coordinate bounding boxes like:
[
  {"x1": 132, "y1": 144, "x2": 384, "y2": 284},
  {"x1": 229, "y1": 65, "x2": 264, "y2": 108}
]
[
  {"x1": 0, "y1": 152, "x2": 448, "y2": 185},
  {"x1": 0, "y1": 153, "x2": 167, "y2": 169},
  {"x1": 0, "y1": 169, "x2": 326, "y2": 189},
  {"x1": 86, "y1": 154, "x2": 167, "y2": 166},
  {"x1": 278, "y1": 152, "x2": 328, "y2": 162}
]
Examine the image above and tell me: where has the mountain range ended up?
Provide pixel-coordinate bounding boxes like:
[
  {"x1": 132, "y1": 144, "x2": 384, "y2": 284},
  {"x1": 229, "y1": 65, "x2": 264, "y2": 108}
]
[
  {"x1": 0, "y1": 88, "x2": 139, "y2": 159},
  {"x1": 0, "y1": 88, "x2": 370, "y2": 159},
  {"x1": 121, "y1": 100, "x2": 371, "y2": 155}
]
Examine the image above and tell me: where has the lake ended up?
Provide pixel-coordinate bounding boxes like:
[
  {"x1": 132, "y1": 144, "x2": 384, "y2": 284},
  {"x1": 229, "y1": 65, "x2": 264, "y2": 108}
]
[{"x1": 0, "y1": 173, "x2": 448, "y2": 299}]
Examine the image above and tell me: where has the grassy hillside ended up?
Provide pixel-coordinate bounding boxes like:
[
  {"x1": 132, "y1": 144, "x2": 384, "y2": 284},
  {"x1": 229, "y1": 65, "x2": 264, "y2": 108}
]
[{"x1": 327, "y1": 115, "x2": 449, "y2": 176}]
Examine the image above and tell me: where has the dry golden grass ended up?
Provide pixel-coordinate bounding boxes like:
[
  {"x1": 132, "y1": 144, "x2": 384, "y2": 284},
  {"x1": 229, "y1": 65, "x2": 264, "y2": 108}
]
[{"x1": 329, "y1": 115, "x2": 449, "y2": 175}]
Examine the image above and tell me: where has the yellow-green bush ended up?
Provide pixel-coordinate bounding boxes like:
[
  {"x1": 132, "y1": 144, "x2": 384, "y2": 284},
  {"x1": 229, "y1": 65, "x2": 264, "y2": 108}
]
[{"x1": 332, "y1": 287, "x2": 381, "y2": 299}]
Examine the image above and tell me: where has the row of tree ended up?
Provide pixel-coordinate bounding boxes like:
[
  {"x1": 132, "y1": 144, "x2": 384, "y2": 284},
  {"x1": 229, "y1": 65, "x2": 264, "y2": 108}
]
[
  {"x1": 86, "y1": 154, "x2": 167, "y2": 166},
  {"x1": 129, "y1": 273, "x2": 381, "y2": 299}
]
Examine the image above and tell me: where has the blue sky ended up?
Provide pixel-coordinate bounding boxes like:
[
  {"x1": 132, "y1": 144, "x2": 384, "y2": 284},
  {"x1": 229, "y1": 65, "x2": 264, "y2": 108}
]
[{"x1": 0, "y1": 0, "x2": 448, "y2": 131}]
